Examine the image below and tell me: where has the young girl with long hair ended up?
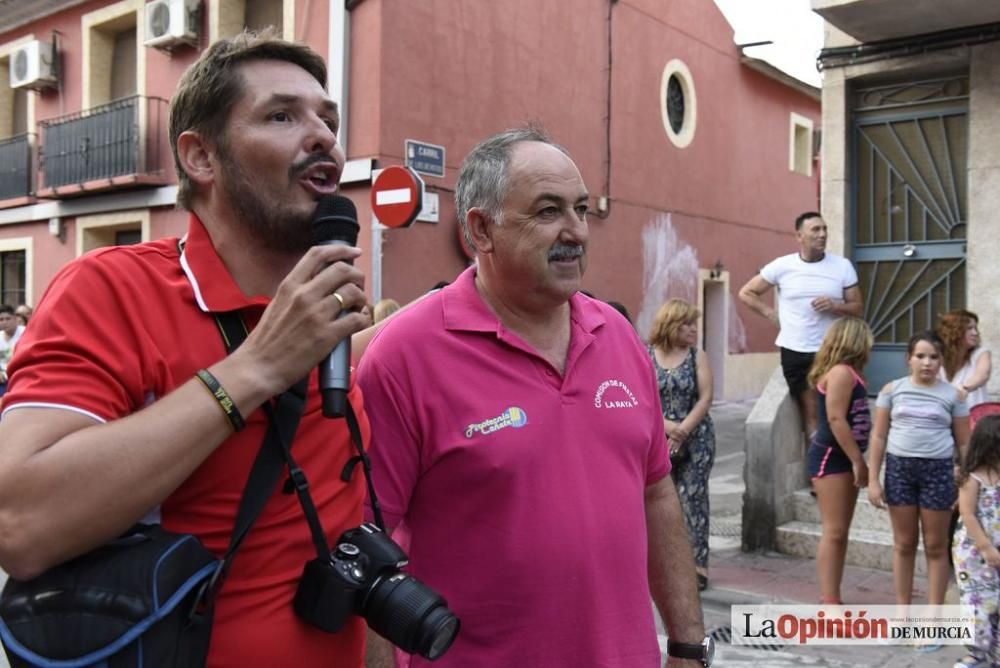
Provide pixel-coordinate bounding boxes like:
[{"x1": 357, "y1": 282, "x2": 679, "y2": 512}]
[
  {"x1": 868, "y1": 331, "x2": 971, "y2": 647},
  {"x1": 806, "y1": 317, "x2": 873, "y2": 604},
  {"x1": 954, "y1": 415, "x2": 1000, "y2": 668}
]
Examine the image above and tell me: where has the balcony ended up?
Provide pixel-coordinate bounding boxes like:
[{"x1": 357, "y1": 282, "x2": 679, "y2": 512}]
[
  {"x1": 0, "y1": 133, "x2": 34, "y2": 207},
  {"x1": 0, "y1": 0, "x2": 93, "y2": 33},
  {"x1": 37, "y1": 95, "x2": 171, "y2": 198},
  {"x1": 812, "y1": 0, "x2": 1000, "y2": 43}
]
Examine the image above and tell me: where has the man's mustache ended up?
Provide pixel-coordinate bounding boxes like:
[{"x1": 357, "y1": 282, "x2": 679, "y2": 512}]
[
  {"x1": 548, "y1": 244, "x2": 584, "y2": 261},
  {"x1": 289, "y1": 154, "x2": 339, "y2": 179}
]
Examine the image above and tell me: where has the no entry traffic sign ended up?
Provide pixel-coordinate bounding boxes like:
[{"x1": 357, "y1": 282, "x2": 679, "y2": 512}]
[{"x1": 370, "y1": 166, "x2": 424, "y2": 228}]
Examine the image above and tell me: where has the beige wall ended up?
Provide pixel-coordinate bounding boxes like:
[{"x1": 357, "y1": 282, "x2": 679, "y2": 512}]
[
  {"x1": 819, "y1": 67, "x2": 848, "y2": 256},
  {"x1": 966, "y1": 42, "x2": 1000, "y2": 400},
  {"x1": 724, "y1": 352, "x2": 780, "y2": 401},
  {"x1": 820, "y1": 38, "x2": 1000, "y2": 398}
]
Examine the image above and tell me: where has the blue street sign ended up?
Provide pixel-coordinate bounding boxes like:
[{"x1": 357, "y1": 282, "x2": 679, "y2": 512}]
[{"x1": 405, "y1": 139, "x2": 446, "y2": 178}]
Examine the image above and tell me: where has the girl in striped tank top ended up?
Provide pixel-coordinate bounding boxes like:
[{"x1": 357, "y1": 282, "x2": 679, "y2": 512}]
[{"x1": 806, "y1": 317, "x2": 873, "y2": 605}]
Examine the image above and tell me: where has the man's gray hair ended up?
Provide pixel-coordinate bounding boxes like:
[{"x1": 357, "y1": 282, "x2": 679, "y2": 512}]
[{"x1": 455, "y1": 126, "x2": 569, "y2": 253}]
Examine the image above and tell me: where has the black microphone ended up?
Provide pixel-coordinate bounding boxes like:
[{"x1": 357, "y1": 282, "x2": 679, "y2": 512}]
[{"x1": 312, "y1": 195, "x2": 360, "y2": 419}]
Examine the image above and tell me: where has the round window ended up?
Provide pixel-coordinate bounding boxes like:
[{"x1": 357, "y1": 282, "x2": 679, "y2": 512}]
[
  {"x1": 660, "y1": 59, "x2": 697, "y2": 148},
  {"x1": 666, "y1": 75, "x2": 685, "y2": 134}
]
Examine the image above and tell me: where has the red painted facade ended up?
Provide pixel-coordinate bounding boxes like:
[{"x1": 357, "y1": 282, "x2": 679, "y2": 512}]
[
  {"x1": 0, "y1": 0, "x2": 819, "y2": 358},
  {"x1": 353, "y1": 0, "x2": 820, "y2": 353}
]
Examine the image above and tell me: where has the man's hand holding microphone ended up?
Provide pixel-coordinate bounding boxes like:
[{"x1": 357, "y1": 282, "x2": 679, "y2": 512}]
[{"x1": 217, "y1": 195, "x2": 366, "y2": 417}]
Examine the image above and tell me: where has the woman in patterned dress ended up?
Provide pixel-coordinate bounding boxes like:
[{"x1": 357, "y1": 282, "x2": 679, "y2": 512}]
[{"x1": 648, "y1": 299, "x2": 715, "y2": 591}]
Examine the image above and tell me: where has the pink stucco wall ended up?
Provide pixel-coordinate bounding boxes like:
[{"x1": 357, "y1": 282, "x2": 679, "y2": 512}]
[
  {"x1": 356, "y1": 0, "x2": 820, "y2": 351},
  {"x1": 1, "y1": 0, "x2": 819, "y2": 354}
]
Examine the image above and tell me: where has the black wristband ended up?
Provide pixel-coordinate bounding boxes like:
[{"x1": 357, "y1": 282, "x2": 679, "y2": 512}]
[{"x1": 196, "y1": 369, "x2": 246, "y2": 432}]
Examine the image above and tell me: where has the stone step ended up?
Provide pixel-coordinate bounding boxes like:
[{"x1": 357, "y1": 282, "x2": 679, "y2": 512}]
[
  {"x1": 774, "y1": 520, "x2": 926, "y2": 576},
  {"x1": 790, "y1": 488, "x2": 892, "y2": 532}
]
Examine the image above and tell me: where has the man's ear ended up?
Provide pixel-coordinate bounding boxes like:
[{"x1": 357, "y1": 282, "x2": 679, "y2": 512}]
[
  {"x1": 466, "y1": 208, "x2": 494, "y2": 254},
  {"x1": 176, "y1": 130, "x2": 216, "y2": 188}
]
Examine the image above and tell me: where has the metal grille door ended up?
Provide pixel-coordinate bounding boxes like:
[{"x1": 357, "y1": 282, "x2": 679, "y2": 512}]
[{"x1": 852, "y1": 76, "x2": 968, "y2": 390}]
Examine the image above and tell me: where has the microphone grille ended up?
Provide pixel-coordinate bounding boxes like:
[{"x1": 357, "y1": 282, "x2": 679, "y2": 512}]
[{"x1": 312, "y1": 195, "x2": 359, "y2": 245}]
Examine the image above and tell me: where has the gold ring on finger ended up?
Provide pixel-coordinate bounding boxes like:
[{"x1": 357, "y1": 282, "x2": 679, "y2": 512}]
[{"x1": 333, "y1": 292, "x2": 346, "y2": 310}]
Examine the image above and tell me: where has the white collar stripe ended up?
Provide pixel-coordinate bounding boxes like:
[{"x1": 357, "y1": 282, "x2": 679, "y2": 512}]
[{"x1": 178, "y1": 234, "x2": 210, "y2": 313}]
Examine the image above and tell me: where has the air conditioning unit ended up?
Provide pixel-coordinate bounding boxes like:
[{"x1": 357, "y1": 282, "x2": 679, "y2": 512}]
[
  {"x1": 144, "y1": 0, "x2": 200, "y2": 50},
  {"x1": 9, "y1": 40, "x2": 58, "y2": 90}
]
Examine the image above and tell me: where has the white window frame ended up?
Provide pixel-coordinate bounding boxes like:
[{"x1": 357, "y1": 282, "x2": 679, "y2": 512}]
[
  {"x1": 660, "y1": 58, "x2": 698, "y2": 149},
  {"x1": 82, "y1": 0, "x2": 146, "y2": 109},
  {"x1": 76, "y1": 209, "x2": 150, "y2": 257},
  {"x1": 210, "y1": 0, "x2": 296, "y2": 42},
  {"x1": 0, "y1": 236, "x2": 33, "y2": 306},
  {"x1": 789, "y1": 112, "x2": 814, "y2": 177}
]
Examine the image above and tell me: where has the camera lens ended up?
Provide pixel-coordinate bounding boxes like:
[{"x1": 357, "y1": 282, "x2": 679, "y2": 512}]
[
  {"x1": 423, "y1": 611, "x2": 460, "y2": 661},
  {"x1": 361, "y1": 573, "x2": 460, "y2": 660}
]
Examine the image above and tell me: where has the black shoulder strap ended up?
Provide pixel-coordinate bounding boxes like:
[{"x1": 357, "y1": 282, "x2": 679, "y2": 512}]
[
  {"x1": 205, "y1": 307, "x2": 387, "y2": 601},
  {"x1": 343, "y1": 400, "x2": 385, "y2": 530},
  {"x1": 201, "y1": 310, "x2": 310, "y2": 602}
]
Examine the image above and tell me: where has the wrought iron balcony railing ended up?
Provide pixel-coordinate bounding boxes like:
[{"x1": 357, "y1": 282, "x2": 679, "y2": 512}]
[
  {"x1": 0, "y1": 133, "x2": 33, "y2": 202},
  {"x1": 38, "y1": 95, "x2": 169, "y2": 195}
]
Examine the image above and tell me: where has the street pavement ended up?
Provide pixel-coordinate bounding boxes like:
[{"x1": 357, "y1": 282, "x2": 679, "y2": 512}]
[{"x1": 0, "y1": 400, "x2": 968, "y2": 667}]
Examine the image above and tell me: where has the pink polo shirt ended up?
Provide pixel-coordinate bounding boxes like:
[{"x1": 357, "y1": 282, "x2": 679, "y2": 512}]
[{"x1": 358, "y1": 267, "x2": 669, "y2": 667}]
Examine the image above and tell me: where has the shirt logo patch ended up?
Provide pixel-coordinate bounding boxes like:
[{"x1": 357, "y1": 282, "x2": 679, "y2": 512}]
[
  {"x1": 465, "y1": 407, "x2": 528, "y2": 438},
  {"x1": 594, "y1": 379, "x2": 639, "y2": 409}
]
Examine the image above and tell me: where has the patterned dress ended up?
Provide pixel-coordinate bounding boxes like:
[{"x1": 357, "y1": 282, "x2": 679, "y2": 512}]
[
  {"x1": 953, "y1": 472, "x2": 1000, "y2": 663},
  {"x1": 649, "y1": 346, "x2": 716, "y2": 569}
]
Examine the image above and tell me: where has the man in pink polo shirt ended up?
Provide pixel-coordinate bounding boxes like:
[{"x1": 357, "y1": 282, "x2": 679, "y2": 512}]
[
  {"x1": 359, "y1": 127, "x2": 712, "y2": 667},
  {"x1": 0, "y1": 32, "x2": 371, "y2": 666}
]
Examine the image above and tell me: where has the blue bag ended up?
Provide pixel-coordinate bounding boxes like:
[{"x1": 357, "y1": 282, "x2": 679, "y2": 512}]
[{"x1": 0, "y1": 524, "x2": 219, "y2": 667}]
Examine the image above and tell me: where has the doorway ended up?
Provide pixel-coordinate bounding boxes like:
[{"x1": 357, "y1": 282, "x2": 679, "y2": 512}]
[
  {"x1": 702, "y1": 278, "x2": 726, "y2": 400},
  {"x1": 851, "y1": 74, "x2": 968, "y2": 390}
]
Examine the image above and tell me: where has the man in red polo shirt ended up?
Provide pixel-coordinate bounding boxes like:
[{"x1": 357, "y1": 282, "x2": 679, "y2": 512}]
[
  {"x1": 0, "y1": 32, "x2": 371, "y2": 666},
  {"x1": 359, "y1": 127, "x2": 712, "y2": 667}
]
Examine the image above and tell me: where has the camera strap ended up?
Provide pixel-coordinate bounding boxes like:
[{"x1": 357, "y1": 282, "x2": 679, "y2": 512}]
[
  {"x1": 260, "y1": 397, "x2": 332, "y2": 558},
  {"x1": 342, "y1": 400, "x2": 386, "y2": 532},
  {"x1": 203, "y1": 310, "x2": 313, "y2": 601},
  {"x1": 211, "y1": 309, "x2": 384, "y2": 570},
  {"x1": 266, "y1": 364, "x2": 387, "y2": 554}
]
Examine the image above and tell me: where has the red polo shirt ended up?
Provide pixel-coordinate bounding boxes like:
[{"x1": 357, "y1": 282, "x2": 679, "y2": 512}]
[{"x1": 4, "y1": 214, "x2": 367, "y2": 667}]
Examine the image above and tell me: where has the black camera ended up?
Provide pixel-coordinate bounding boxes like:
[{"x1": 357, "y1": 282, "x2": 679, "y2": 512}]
[{"x1": 293, "y1": 523, "x2": 460, "y2": 661}]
